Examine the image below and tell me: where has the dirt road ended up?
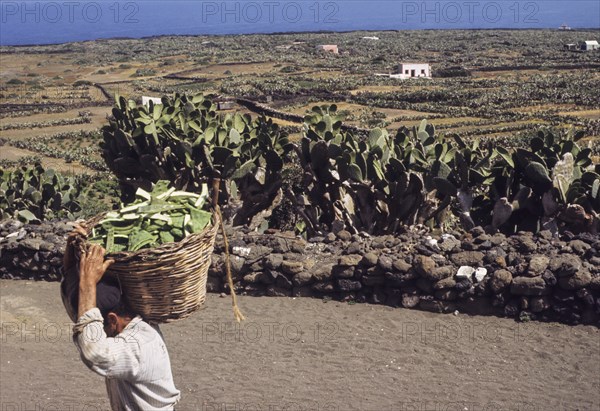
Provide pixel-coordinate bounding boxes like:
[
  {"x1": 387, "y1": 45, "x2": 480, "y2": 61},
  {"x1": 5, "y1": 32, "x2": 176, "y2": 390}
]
[{"x1": 1, "y1": 279, "x2": 598, "y2": 411}]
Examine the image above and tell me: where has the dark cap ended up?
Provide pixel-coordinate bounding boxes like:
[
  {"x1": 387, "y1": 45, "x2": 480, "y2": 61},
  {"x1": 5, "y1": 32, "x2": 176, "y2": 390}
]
[
  {"x1": 61, "y1": 273, "x2": 123, "y2": 322},
  {"x1": 96, "y1": 277, "x2": 123, "y2": 319}
]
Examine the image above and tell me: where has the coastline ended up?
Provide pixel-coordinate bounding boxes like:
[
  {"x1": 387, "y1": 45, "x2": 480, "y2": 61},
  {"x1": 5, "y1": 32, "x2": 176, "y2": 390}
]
[{"x1": 2, "y1": 26, "x2": 600, "y2": 49}]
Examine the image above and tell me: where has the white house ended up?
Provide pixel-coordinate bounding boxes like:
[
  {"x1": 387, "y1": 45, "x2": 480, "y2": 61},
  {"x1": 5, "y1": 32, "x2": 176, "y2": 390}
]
[
  {"x1": 362, "y1": 36, "x2": 380, "y2": 41},
  {"x1": 142, "y1": 96, "x2": 162, "y2": 106},
  {"x1": 580, "y1": 40, "x2": 599, "y2": 51},
  {"x1": 391, "y1": 63, "x2": 431, "y2": 79}
]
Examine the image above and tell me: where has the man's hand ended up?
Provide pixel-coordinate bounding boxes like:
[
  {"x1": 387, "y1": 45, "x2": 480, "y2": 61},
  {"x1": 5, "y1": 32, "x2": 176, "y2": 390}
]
[
  {"x1": 63, "y1": 223, "x2": 88, "y2": 273},
  {"x1": 77, "y1": 244, "x2": 115, "y2": 318},
  {"x1": 80, "y1": 244, "x2": 115, "y2": 286}
]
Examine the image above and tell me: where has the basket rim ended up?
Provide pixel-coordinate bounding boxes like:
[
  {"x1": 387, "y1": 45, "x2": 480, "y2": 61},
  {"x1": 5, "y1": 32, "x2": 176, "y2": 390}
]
[{"x1": 82, "y1": 211, "x2": 218, "y2": 259}]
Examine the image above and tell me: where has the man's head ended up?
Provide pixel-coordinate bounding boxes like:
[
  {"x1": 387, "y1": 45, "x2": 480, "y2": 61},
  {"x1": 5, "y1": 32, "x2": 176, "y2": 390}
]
[{"x1": 97, "y1": 278, "x2": 136, "y2": 337}]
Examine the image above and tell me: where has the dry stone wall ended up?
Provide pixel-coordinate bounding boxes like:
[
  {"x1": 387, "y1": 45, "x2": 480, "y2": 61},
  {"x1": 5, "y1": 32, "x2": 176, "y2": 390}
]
[{"x1": 1, "y1": 219, "x2": 599, "y2": 325}]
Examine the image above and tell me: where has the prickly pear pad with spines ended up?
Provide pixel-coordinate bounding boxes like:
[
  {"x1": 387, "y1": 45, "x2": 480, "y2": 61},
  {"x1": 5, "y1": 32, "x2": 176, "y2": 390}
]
[{"x1": 88, "y1": 180, "x2": 212, "y2": 253}]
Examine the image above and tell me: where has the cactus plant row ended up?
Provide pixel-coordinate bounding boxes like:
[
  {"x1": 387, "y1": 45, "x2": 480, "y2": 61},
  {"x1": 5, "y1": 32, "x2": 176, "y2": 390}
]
[
  {"x1": 101, "y1": 93, "x2": 293, "y2": 227},
  {"x1": 0, "y1": 163, "x2": 90, "y2": 223},
  {"x1": 100, "y1": 94, "x2": 599, "y2": 236}
]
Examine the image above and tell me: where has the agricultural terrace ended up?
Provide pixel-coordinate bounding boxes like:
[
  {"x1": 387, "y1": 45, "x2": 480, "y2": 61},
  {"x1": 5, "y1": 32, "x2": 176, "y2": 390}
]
[{"x1": 1, "y1": 29, "x2": 599, "y2": 200}]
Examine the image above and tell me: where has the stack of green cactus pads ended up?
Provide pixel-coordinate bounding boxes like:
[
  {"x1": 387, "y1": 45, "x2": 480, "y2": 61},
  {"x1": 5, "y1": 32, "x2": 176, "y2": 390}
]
[{"x1": 88, "y1": 180, "x2": 212, "y2": 253}]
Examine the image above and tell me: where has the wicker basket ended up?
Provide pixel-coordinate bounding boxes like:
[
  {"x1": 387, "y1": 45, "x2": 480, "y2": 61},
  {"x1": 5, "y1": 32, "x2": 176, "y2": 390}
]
[{"x1": 83, "y1": 214, "x2": 218, "y2": 324}]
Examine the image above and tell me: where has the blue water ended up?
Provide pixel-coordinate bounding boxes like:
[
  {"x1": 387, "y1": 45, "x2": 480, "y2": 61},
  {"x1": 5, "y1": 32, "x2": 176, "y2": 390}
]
[{"x1": 1, "y1": 1, "x2": 599, "y2": 46}]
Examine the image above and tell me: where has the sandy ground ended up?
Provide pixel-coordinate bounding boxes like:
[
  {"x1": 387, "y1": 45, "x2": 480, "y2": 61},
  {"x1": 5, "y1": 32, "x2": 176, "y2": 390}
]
[{"x1": 1, "y1": 279, "x2": 599, "y2": 411}]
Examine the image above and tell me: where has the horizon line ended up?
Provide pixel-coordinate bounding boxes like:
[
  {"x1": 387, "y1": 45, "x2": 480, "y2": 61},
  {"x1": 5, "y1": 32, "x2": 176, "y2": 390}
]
[{"x1": 3, "y1": 26, "x2": 600, "y2": 48}]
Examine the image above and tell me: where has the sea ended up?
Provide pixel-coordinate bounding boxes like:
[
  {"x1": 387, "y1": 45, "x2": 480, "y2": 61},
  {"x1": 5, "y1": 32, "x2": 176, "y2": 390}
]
[{"x1": 1, "y1": 0, "x2": 599, "y2": 46}]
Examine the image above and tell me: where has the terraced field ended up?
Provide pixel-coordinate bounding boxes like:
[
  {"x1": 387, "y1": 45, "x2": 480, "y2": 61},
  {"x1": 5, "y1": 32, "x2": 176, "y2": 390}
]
[{"x1": 1, "y1": 29, "x2": 599, "y2": 174}]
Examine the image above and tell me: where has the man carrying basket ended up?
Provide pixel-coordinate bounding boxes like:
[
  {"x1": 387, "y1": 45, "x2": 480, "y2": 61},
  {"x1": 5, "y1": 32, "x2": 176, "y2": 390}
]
[{"x1": 61, "y1": 225, "x2": 181, "y2": 410}]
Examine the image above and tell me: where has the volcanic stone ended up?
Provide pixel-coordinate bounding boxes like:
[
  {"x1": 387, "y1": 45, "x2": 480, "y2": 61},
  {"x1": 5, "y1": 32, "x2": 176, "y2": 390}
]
[
  {"x1": 451, "y1": 251, "x2": 484, "y2": 266},
  {"x1": 20, "y1": 238, "x2": 43, "y2": 251},
  {"x1": 384, "y1": 271, "x2": 417, "y2": 287},
  {"x1": 517, "y1": 237, "x2": 538, "y2": 253},
  {"x1": 245, "y1": 245, "x2": 272, "y2": 261},
  {"x1": 490, "y1": 233, "x2": 507, "y2": 246},
  {"x1": 292, "y1": 271, "x2": 313, "y2": 286},
  {"x1": 324, "y1": 233, "x2": 337, "y2": 243},
  {"x1": 264, "y1": 254, "x2": 284, "y2": 270},
  {"x1": 433, "y1": 277, "x2": 457, "y2": 290},
  {"x1": 313, "y1": 263, "x2": 334, "y2": 282},
  {"x1": 362, "y1": 273, "x2": 385, "y2": 286},
  {"x1": 312, "y1": 281, "x2": 334, "y2": 293},
  {"x1": 569, "y1": 240, "x2": 590, "y2": 255},
  {"x1": 439, "y1": 235, "x2": 460, "y2": 252},
  {"x1": 504, "y1": 301, "x2": 519, "y2": 317},
  {"x1": 392, "y1": 259, "x2": 411, "y2": 273},
  {"x1": 548, "y1": 254, "x2": 581, "y2": 277},
  {"x1": 243, "y1": 272, "x2": 267, "y2": 284},
  {"x1": 530, "y1": 296, "x2": 551, "y2": 313},
  {"x1": 416, "y1": 278, "x2": 434, "y2": 294},
  {"x1": 361, "y1": 252, "x2": 378, "y2": 267},
  {"x1": 378, "y1": 255, "x2": 393, "y2": 271},
  {"x1": 511, "y1": 276, "x2": 549, "y2": 296},
  {"x1": 558, "y1": 270, "x2": 592, "y2": 290},
  {"x1": 336, "y1": 230, "x2": 352, "y2": 241},
  {"x1": 347, "y1": 242, "x2": 362, "y2": 254},
  {"x1": 275, "y1": 273, "x2": 293, "y2": 289},
  {"x1": 435, "y1": 289, "x2": 457, "y2": 301},
  {"x1": 336, "y1": 279, "x2": 362, "y2": 291},
  {"x1": 339, "y1": 254, "x2": 363, "y2": 267},
  {"x1": 415, "y1": 244, "x2": 435, "y2": 256},
  {"x1": 427, "y1": 266, "x2": 454, "y2": 282},
  {"x1": 415, "y1": 255, "x2": 436, "y2": 277},
  {"x1": 455, "y1": 279, "x2": 473, "y2": 291},
  {"x1": 281, "y1": 261, "x2": 304, "y2": 275},
  {"x1": 527, "y1": 255, "x2": 549, "y2": 277},
  {"x1": 290, "y1": 240, "x2": 306, "y2": 253},
  {"x1": 474, "y1": 267, "x2": 488, "y2": 283},
  {"x1": 419, "y1": 299, "x2": 456, "y2": 313},
  {"x1": 332, "y1": 265, "x2": 355, "y2": 279},
  {"x1": 401, "y1": 294, "x2": 420, "y2": 308}
]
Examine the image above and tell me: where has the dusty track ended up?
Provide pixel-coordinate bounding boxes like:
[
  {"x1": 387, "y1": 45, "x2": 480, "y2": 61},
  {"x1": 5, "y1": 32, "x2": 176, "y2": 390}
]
[{"x1": 1, "y1": 279, "x2": 598, "y2": 411}]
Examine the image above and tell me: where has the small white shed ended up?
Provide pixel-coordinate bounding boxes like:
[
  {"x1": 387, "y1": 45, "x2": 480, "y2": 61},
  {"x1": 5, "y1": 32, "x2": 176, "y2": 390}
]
[
  {"x1": 393, "y1": 63, "x2": 431, "y2": 79},
  {"x1": 142, "y1": 96, "x2": 162, "y2": 106},
  {"x1": 580, "y1": 40, "x2": 599, "y2": 51}
]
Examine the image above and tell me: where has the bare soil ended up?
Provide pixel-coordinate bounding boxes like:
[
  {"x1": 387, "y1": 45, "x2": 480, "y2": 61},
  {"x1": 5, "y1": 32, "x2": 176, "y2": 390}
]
[{"x1": 1, "y1": 279, "x2": 598, "y2": 411}]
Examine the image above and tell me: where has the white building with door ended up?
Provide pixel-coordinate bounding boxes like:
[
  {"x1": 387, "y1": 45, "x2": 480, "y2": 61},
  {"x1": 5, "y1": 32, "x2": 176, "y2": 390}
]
[
  {"x1": 580, "y1": 40, "x2": 599, "y2": 51},
  {"x1": 390, "y1": 63, "x2": 431, "y2": 79}
]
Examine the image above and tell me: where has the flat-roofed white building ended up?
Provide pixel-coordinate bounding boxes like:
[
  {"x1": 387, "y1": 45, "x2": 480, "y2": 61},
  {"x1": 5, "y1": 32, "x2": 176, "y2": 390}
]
[
  {"x1": 580, "y1": 40, "x2": 599, "y2": 51},
  {"x1": 142, "y1": 96, "x2": 162, "y2": 106},
  {"x1": 392, "y1": 63, "x2": 431, "y2": 79}
]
